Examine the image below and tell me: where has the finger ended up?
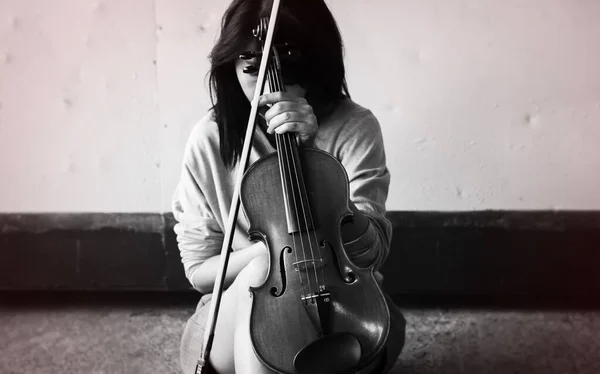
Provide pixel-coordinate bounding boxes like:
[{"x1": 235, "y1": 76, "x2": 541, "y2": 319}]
[
  {"x1": 263, "y1": 98, "x2": 313, "y2": 123},
  {"x1": 266, "y1": 111, "x2": 305, "y2": 133},
  {"x1": 272, "y1": 120, "x2": 318, "y2": 139},
  {"x1": 272, "y1": 121, "x2": 307, "y2": 135},
  {"x1": 263, "y1": 101, "x2": 301, "y2": 122},
  {"x1": 258, "y1": 91, "x2": 302, "y2": 106}
]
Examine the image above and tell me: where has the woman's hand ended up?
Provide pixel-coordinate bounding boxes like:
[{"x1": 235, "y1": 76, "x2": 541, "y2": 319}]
[{"x1": 258, "y1": 91, "x2": 318, "y2": 146}]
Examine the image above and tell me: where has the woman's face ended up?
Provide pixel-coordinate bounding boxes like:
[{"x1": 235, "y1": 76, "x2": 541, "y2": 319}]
[{"x1": 235, "y1": 43, "x2": 306, "y2": 102}]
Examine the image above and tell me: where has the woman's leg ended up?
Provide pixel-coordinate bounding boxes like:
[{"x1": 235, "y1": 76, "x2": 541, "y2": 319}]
[
  {"x1": 232, "y1": 254, "x2": 275, "y2": 374},
  {"x1": 207, "y1": 253, "x2": 272, "y2": 374}
]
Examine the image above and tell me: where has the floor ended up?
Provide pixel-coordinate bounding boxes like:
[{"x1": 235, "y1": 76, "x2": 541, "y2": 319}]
[{"x1": 1, "y1": 292, "x2": 599, "y2": 374}]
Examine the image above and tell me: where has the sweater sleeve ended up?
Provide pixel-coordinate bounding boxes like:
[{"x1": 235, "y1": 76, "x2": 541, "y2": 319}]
[
  {"x1": 337, "y1": 108, "x2": 393, "y2": 270},
  {"x1": 171, "y1": 119, "x2": 224, "y2": 290}
]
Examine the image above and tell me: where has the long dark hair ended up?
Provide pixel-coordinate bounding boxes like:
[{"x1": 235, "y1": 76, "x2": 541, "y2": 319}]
[{"x1": 208, "y1": 0, "x2": 350, "y2": 169}]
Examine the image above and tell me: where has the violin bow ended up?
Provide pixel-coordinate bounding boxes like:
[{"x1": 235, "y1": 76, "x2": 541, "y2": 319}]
[{"x1": 194, "y1": 1, "x2": 283, "y2": 373}]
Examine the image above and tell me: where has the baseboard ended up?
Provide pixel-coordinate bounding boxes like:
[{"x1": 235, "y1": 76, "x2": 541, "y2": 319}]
[{"x1": 1, "y1": 211, "x2": 599, "y2": 307}]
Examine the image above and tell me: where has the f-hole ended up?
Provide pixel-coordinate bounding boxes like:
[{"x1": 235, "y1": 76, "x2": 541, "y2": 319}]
[
  {"x1": 270, "y1": 246, "x2": 292, "y2": 297},
  {"x1": 321, "y1": 240, "x2": 356, "y2": 284}
]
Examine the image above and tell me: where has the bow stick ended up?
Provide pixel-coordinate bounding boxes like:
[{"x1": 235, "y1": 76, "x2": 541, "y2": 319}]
[{"x1": 194, "y1": 1, "x2": 283, "y2": 373}]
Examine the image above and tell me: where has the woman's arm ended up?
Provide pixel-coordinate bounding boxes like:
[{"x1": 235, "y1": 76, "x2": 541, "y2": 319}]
[
  {"x1": 190, "y1": 242, "x2": 266, "y2": 294},
  {"x1": 336, "y1": 107, "x2": 393, "y2": 270}
]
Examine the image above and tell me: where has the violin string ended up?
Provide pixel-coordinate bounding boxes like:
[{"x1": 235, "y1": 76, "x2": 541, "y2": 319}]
[
  {"x1": 294, "y1": 152, "x2": 324, "y2": 291},
  {"x1": 273, "y1": 43, "x2": 323, "y2": 294},
  {"x1": 269, "y1": 48, "x2": 319, "y2": 298},
  {"x1": 274, "y1": 91, "x2": 316, "y2": 297},
  {"x1": 271, "y1": 83, "x2": 311, "y2": 298},
  {"x1": 296, "y1": 155, "x2": 324, "y2": 293},
  {"x1": 271, "y1": 71, "x2": 322, "y2": 297},
  {"x1": 260, "y1": 16, "x2": 322, "y2": 298},
  {"x1": 281, "y1": 128, "x2": 322, "y2": 295},
  {"x1": 275, "y1": 92, "x2": 314, "y2": 298},
  {"x1": 264, "y1": 33, "x2": 310, "y2": 298}
]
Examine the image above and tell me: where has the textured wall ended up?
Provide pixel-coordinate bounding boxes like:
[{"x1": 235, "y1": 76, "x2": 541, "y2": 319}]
[{"x1": 1, "y1": 0, "x2": 599, "y2": 213}]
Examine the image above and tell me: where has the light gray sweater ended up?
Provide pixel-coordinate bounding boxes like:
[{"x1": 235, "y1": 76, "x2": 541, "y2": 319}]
[{"x1": 172, "y1": 98, "x2": 393, "y2": 290}]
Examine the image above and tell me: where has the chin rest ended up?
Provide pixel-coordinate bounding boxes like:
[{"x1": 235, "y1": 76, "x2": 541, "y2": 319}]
[{"x1": 293, "y1": 332, "x2": 362, "y2": 374}]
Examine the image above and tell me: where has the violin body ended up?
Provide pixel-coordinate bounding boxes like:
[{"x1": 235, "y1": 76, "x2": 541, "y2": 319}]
[{"x1": 240, "y1": 147, "x2": 390, "y2": 374}]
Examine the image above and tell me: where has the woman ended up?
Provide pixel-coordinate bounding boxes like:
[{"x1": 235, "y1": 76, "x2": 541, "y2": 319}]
[{"x1": 172, "y1": 0, "x2": 406, "y2": 373}]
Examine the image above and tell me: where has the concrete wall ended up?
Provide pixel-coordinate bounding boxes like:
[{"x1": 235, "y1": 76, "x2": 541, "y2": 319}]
[{"x1": 1, "y1": 0, "x2": 599, "y2": 213}]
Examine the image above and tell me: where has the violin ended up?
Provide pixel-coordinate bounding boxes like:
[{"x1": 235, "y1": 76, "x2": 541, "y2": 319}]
[{"x1": 196, "y1": 1, "x2": 390, "y2": 373}]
